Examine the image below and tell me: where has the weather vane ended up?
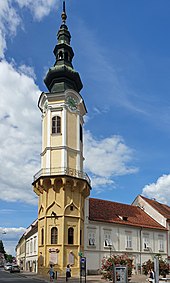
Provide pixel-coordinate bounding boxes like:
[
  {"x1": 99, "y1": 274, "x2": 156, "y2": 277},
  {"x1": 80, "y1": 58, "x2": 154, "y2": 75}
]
[{"x1": 61, "y1": 0, "x2": 67, "y2": 24}]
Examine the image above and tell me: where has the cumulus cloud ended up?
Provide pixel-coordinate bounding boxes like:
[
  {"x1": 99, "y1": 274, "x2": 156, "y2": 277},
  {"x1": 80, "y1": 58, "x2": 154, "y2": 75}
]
[
  {"x1": 0, "y1": 227, "x2": 26, "y2": 255},
  {"x1": 15, "y1": 0, "x2": 59, "y2": 21},
  {"x1": 0, "y1": 60, "x2": 41, "y2": 204},
  {"x1": 84, "y1": 131, "x2": 138, "y2": 190},
  {"x1": 142, "y1": 174, "x2": 170, "y2": 204},
  {"x1": 0, "y1": 0, "x2": 21, "y2": 57},
  {"x1": 0, "y1": 0, "x2": 60, "y2": 58}
]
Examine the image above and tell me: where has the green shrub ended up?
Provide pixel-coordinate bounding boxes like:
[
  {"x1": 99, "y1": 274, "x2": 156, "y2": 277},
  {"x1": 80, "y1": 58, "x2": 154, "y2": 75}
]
[
  {"x1": 101, "y1": 254, "x2": 133, "y2": 281},
  {"x1": 142, "y1": 257, "x2": 169, "y2": 277}
]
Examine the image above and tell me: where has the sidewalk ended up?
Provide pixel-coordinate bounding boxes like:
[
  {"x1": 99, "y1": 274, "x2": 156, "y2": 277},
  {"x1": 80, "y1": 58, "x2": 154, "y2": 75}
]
[
  {"x1": 21, "y1": 272, "x2": 148, "y2": 283},
  {"x1": 21, "y1": 271, "x2": 170, "y2": 283}
]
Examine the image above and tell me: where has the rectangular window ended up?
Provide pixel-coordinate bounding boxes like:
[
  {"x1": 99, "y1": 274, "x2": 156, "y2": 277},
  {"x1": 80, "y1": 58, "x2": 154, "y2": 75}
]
[
  {"x1": 104, "y1": 233, "x2": 112, "y2": 247},
  {"x1": 143, "y1": 235, "x2": 149, "y2": 250},
  {"x1": 30, "y1": 239, "x2": 33, "y2": 254},
  {"x1": 26, "y1": 242, "x2": 29, "y2": 254},
  {"x1": 125, "y1": 233, "x2": 132, "y2": 249},
  {"x1": 34, "y1": 237, "x2": 37, "y2": 253},
  {"x1": 88, "y1": 232, "x2": 96, "y2": 246},
  {"x1": 158, "y1": 235, "x2": 164, "y2": 251}
]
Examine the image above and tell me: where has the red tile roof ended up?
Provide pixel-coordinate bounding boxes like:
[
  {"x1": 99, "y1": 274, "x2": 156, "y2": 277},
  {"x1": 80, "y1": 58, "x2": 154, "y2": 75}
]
[
  {"x1": 89, "y1": 198, "x2": 167, "y2": 230},
  {"x1": 140, "y1": 195, "x2": 170, "y2": 220}
]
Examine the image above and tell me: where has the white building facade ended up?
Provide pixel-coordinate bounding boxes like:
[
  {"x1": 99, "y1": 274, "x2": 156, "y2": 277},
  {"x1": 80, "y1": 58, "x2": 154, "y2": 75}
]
[
  {"x1": 25, "y1": 220, "x2": 38, "y2": 273},
  {"x1": 84, "y1": 198, "x2": 167, "y2": 274},
  {"x1": 133, "y1": 195, "x2": 170, "y2": 262},
  {"x1": 16, "y1": 220, "x2": 38, "y2": 273}
]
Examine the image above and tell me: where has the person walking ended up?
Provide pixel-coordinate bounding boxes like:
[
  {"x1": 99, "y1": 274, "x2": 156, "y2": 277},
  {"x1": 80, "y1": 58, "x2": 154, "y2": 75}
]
[
  {"x1": 148, "y1": 269, "x2": 155, "y2": 283},
  {"x1": 66, "y1": 264, "x2": 71, "y2": 281},
  {"x1": 48, "y1": 264, "x2": 55, "y2": 282}
]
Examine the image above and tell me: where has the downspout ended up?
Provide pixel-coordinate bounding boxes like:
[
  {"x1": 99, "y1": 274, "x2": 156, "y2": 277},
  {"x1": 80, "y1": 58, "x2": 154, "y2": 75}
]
[{"x1": 140, "y1": 227, "x2": 142, "y2": 274}]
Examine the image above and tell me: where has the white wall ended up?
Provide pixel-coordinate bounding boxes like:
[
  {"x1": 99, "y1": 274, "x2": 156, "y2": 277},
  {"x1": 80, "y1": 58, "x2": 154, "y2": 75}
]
[{"x1": 84, "y1": 221, "x2": 167, "y2": 273}]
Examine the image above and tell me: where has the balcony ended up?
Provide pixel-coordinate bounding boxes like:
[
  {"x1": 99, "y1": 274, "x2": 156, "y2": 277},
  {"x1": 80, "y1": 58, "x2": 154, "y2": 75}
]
[{"x1": 33, "y1": 167, "x2": 91, "y2": 185}]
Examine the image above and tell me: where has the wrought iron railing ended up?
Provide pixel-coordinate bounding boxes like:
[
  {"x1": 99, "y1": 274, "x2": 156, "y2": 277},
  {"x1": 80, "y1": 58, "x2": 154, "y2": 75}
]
[{"x1": 33, "y1": 167, "x2": 91, "y2": 185}]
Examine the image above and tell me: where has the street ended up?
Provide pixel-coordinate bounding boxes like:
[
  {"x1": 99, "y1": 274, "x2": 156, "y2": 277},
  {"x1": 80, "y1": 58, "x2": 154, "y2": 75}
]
[
  {"x1": 0, "y1": 267, "x2": 160, "y2": 283},
  {"x1": 0, "y1": 268, "x2": 46, "y2": 283}
]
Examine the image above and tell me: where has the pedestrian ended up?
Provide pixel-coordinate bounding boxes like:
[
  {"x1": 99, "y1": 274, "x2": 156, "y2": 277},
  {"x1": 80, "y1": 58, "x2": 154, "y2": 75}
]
[
  {"x1": 48, "y1": 264, "x2": 54, "y2": 282},
  {"x1": 148, "y1": 269, "x2": 155, "y2": 283},
  {"x1": 66, "y1": 264, "x2": 71, "y2": 281}
]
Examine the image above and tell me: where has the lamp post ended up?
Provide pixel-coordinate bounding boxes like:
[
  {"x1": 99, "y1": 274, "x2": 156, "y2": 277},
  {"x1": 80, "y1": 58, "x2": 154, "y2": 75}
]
[{"x1": 108, "y1": 243, "x2": 112, "y2": 257}]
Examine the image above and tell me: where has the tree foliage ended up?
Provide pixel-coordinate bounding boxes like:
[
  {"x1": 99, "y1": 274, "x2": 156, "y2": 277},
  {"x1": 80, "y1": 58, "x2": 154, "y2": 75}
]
[
  {"x1": 5, "y1": 254, "x2": 13, "y2": 263},
  {"x1": 0, "y1": 240, "x2": 6, "y2": 255},
  {"x1": 101, "y1": 254, "x2": 133, "y2": 281},
  {"x1": 142, "y1": 257, "x2": 169, "y2": 277}
]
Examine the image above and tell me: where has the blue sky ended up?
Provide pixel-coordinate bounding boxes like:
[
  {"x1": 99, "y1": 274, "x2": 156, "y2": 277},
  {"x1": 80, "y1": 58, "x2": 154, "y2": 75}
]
[{"x1": 1, "y1": 0, "x2": 170, "y2": 255}]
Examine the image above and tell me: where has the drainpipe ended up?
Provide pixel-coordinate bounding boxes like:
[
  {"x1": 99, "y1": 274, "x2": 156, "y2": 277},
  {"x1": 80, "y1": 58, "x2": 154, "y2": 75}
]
[{"x1": 140, "y1": 227, "x2": 142, "y2": 275}]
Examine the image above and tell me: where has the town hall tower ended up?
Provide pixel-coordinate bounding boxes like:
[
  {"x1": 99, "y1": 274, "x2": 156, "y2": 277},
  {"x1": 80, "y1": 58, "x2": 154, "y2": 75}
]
[{"x1": 33, "y1": 2, "x2": 91, "y2": 276}]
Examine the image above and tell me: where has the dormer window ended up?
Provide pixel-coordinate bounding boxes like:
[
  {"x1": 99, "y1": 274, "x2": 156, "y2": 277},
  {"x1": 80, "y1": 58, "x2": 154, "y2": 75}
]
[
  {"x1": 52, "y1": 116, "x2": 61, "y2": 134},
  {"x1": 123, "y1": 216, "x2": 128, "y2": 221},
  {"x1": 118, "y1": 215, "x2": 128, "y2": 221}
]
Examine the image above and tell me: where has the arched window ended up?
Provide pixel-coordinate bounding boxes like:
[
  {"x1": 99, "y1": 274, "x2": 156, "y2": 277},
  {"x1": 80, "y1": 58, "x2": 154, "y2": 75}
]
[
  {"x1": 65, "y1": 51, "x2": 68, "y2": 61},
  {"x1": 52, "y1": 116, "x2": 61, "y2": 134},
  {"x1": 41, "y1": 228, "x2": 44, "y2": 246},
  {"x1": 68, "y1": 227, "x2": 74, "y2": 244},
  {"x1": 80, "y1": 124, "x2": 83, "y2": 142},
  {"x1": 51, "y1": 227, "x2": 58, "y2": 244},
  {"x1": 58, "y1": 51, "x2": 63, "y2": 60},
  {"x1": 80, "y1": 230, "x2": 82, "y2": 246}
]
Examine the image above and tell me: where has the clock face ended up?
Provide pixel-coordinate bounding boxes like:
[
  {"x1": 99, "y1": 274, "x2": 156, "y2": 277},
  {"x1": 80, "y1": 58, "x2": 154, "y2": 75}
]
[{"x1": 66, "y1": 96, "x2": 78, "y2": 111}]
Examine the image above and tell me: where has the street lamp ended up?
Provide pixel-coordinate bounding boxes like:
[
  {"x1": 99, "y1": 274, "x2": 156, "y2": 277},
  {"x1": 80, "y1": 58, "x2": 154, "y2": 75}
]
[{"x1": 108, "y1": 243, "x2": 112, "y2": 257}]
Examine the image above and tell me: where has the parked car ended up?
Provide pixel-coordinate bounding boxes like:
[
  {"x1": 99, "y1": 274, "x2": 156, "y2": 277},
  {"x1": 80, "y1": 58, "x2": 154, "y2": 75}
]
[
  {"x1": 10, "y1": 265, "x2": 20, "y2": 273},
  {"x1": 4, "y1": 263, "x2": 12, "y2": 271}
]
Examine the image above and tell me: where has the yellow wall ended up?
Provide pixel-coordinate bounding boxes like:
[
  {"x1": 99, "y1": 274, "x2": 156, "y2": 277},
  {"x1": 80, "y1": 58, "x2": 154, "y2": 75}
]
[{"x1": 34, "y1": 91, "x2": 90, "y2": 277}]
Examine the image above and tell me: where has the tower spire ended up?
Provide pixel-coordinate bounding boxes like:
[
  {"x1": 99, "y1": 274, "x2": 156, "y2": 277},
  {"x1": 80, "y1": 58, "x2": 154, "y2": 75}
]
[
  {"x1": 61, "y1": 1, "x2": 67, "y2": 24},
  {"x1": 44, "y1": 0, "x2": 83, "y2": 93}
]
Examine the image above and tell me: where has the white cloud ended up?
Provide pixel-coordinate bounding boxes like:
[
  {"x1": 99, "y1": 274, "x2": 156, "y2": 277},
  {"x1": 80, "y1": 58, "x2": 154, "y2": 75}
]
[
  {"x1": 0, "y1": 227, "x2": 26, "y2": 256},
  {"x1": 0, "y1": 0, "x2": 60, "y2": 58},
  {"x1": 15, "y1": 0, "x2": 60, "y2": 21},
  {"x1": 0, "y1": 0, "x2": 21, "y2": 57},
  {"x1": 84, "y1": 130, "x2": 138, "y2": 190},
  {"x1": 0, "y1": 60, "x2": 41, "y2": 204},
  {"x1": 18, "y1": 64, "x2": 36, "y2": 79},
  {"x1": 142, "y1": 174, "x2": 170, "y2": 204}
]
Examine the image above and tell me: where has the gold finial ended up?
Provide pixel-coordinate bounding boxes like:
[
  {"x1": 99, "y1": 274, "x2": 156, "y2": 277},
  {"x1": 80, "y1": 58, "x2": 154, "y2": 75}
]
[{"x1": 61, "y1": 1, "x2": 67, "y2": 23}]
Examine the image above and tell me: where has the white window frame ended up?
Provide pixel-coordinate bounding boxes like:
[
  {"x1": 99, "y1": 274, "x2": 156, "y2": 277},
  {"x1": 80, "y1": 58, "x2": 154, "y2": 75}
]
[
  {"x1": 158, "y1": 235, "x2": 164, "y2": 251},
  {"x1": 104, "y1": 233, "x2": 112, "y2": 247},
  {"x1": 125, "y1": 233, "x2": 132, "y2": 249},
  {"x1": 143, "y1": 234, "x2": 150, "y2": 250},
  {"x1": 34, "y1": 236, "x2": 37, "y2": 253},
  {"x1": 88, "y1": 232, "x2": 96, "y2": 246}
]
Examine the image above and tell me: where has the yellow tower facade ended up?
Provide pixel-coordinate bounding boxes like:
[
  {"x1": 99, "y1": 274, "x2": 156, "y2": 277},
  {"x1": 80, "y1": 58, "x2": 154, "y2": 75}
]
[{"x1": 33, "y1": 2, "x2": 91, "y2": 276}]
